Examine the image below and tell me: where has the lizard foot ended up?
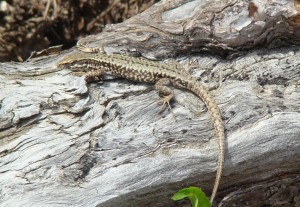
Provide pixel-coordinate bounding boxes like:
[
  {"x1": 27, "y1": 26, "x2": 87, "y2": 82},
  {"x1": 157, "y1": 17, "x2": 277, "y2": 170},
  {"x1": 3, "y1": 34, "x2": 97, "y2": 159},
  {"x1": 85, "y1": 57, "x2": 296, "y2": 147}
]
[
  {"x1": 159, "y1": 94, "x2": 176, "y2": 120},
  {"x1": 155, "y1": 78, "x2": 176, "y2": 120}
]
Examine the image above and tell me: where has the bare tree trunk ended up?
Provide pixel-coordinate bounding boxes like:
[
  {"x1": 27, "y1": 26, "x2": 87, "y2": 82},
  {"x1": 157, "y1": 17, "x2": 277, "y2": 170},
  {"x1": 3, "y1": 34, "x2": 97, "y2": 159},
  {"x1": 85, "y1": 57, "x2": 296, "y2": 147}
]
[{"x1": 0, "y1": 0, "x2": 300, "y2": 206}]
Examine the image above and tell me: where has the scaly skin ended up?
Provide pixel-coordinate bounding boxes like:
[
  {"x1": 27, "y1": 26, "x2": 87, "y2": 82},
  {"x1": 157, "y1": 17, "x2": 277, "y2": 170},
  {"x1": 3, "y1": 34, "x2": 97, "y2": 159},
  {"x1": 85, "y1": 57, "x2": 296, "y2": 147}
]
[{"x1": 58, "y1": 49, "x2": 225, "y2": 204}]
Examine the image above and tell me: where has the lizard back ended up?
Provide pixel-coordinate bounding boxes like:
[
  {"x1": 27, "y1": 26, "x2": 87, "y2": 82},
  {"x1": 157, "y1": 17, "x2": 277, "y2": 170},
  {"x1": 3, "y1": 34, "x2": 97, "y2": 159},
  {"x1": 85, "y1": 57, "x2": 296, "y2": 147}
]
[{"x1": 58, "y1": 51, "x2": 192, "y2": 85}]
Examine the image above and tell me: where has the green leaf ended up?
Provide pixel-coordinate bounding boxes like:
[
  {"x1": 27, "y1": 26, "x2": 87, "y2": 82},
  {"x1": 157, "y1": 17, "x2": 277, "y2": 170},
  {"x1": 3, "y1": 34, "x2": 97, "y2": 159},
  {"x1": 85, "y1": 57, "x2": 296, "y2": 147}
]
[{"x1": 171, "y1": 187, "x2": 212, "y2": 207}]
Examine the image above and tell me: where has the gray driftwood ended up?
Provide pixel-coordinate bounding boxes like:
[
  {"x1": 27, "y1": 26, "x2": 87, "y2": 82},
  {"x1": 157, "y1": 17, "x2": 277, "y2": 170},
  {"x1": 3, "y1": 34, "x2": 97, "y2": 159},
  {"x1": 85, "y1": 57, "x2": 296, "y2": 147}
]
[{"x1": 1, "y1": 0, "x2": 300, "y2": 206}]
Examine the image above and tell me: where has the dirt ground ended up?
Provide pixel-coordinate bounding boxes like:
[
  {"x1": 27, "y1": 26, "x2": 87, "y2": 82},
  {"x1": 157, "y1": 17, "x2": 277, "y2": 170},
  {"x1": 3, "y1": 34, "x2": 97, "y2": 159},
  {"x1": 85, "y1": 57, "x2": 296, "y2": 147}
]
[{"x1": 0, "y1": 0, "x2": 157, "y2": 62}]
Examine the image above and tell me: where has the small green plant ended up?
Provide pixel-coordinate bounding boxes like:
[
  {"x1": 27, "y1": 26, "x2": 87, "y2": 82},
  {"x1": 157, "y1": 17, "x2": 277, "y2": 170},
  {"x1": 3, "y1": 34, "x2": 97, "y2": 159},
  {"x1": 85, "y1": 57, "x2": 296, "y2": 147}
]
[{"x1": 172, "y1": 187, "x2": 212, "y2": 207}]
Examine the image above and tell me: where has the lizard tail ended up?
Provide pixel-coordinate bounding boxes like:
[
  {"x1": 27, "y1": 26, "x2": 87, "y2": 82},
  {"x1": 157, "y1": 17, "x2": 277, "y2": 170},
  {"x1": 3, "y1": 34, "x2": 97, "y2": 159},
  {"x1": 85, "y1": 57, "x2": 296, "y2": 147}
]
[{"x1": 186, "y1": 79, "x2": 225, "y2": 204}]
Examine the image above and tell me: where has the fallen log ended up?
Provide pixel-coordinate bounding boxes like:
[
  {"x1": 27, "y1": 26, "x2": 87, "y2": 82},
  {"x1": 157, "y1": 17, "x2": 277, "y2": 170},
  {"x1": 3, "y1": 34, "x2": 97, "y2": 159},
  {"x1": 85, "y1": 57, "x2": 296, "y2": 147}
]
[{"x1": 0, "y1": 0, "x2": 300, "y2": 206}]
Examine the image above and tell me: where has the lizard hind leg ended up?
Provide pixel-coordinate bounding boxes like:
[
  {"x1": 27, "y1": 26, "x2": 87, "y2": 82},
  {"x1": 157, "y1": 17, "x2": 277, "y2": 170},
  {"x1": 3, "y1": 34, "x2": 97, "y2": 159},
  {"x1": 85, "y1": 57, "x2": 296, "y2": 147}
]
[{"x1": 155, "y1": 78, "x2": 176, "y2": 119}]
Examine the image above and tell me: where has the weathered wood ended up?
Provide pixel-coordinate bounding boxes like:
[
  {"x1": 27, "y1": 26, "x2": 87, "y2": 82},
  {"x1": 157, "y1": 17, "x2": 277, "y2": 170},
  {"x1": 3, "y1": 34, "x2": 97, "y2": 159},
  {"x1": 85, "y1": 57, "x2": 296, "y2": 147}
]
[
  {"x1": 0, "y1": 0, "x2": 300, "y2": 206},
  {"x1": 78, "y1": 0, "x2": 300, "y2": 58}
]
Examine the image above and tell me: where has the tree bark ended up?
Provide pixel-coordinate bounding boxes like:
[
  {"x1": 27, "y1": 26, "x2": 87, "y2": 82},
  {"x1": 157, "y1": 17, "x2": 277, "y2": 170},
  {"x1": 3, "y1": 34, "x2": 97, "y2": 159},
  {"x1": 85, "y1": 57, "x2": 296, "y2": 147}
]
[{"x1": 0, "y1": 0, "x2": 300, "y2": 206}]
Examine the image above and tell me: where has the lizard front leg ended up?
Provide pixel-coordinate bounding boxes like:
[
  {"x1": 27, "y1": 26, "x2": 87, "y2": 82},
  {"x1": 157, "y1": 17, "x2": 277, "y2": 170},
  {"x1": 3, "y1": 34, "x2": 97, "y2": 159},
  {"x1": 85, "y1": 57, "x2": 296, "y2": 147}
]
[{"x1": 84, "y1": 67, "x2": 105, "y2": 83}]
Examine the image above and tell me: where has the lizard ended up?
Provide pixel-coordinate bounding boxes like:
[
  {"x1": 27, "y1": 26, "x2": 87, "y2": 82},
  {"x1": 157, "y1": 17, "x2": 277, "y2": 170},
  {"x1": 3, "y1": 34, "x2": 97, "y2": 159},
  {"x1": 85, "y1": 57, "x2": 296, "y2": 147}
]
[{"x1": 57, "y1": 46, "x2": 225, "y2": 204}]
